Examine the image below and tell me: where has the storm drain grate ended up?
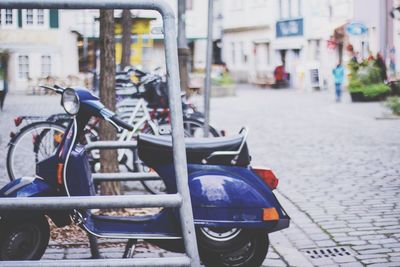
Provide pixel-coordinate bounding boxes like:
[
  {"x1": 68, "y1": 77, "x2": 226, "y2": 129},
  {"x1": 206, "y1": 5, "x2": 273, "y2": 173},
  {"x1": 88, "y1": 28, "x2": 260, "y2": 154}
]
[{"x1": 302, "y1": 246, "x2": 354, "y2": 259}]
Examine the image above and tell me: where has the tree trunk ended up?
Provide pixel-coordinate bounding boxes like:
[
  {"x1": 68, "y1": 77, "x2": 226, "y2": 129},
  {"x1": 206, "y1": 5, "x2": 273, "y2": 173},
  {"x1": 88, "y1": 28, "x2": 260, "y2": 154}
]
[
  {"x1": 177, "y1": 0, "x2": 190, "y2": 92},
  {"x1": 121, "y1": 9, "x2": 132, "y2": 70},
  {"x1": 99, "y1": 9, "x2": 120, "y2": 196}
]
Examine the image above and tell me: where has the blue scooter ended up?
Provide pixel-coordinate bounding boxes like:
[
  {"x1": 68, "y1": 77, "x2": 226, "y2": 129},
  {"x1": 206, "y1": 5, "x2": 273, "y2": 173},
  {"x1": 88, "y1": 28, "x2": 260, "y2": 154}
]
[{"x1": 0, "y1": 86, "x2": 290, "y2": 266}]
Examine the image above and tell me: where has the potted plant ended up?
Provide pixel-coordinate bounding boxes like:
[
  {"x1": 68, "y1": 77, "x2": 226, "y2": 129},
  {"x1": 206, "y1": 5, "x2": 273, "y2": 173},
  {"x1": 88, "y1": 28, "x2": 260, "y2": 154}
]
[
  {"x1": 384, "y1": 96, "x2": 400, "y2": 116},
  {"x1": 210, "y1": 70, "x2": 236, "y2": 97},
  {"x1": 348, "y1": 60, "x2": 390, "y2": 102}
]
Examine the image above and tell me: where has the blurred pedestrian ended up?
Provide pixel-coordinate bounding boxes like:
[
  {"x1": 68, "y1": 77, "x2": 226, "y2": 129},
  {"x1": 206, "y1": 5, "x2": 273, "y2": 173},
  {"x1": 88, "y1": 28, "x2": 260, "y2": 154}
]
[
  {"x1": 375, "y1": 52, "x2": 387, "y2": 82},
  {"x1": 332, "y1": 63, "x2": 344, "y2": 102}
]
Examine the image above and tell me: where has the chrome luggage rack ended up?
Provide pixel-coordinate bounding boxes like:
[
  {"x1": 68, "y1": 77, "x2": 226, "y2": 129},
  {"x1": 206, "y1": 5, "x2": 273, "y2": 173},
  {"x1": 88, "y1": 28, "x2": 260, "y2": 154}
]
[{"x1": 201, "y1": 127, "x2": 249, "y2": 165}]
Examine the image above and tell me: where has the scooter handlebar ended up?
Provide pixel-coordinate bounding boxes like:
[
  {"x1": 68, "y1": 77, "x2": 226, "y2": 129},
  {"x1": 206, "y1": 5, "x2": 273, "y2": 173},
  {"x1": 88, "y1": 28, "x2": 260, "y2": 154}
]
[
  {"x1": 39, "y1": 84, "x2": 65, "y2": 94},
  {"x1": 110, "y1": 115, "x2": 134, "y2": 131}
]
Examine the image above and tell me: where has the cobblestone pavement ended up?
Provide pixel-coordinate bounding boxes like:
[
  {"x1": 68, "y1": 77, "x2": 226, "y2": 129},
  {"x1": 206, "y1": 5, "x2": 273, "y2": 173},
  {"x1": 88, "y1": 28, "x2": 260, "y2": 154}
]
[
  {"x1": 196, "y1": 85, "x2": 400, "y2": 266},
  {"x1": 1, "y1": 86, "x2": 399, "y2": 266}
]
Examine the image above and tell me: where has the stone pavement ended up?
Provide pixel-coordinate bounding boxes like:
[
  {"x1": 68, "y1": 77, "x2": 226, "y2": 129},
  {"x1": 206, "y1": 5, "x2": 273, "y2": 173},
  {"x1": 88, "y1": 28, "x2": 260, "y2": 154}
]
[
  {"x1": 0, "y1": 86, "x2": 399, "y2": 266},
  {"x1": 197, "y1": 85, "x2": 400, "y2": 266}
]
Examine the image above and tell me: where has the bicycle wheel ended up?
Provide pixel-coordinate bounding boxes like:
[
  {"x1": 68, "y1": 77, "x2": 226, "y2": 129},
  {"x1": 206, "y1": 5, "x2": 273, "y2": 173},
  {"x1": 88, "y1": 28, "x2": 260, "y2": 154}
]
[
  {"x1": 140, "y1": 119, "x2": 220, "y2": 194},
  {"x1": 183, "y1": 118, "x2": 220, "y2": 137},
  {"x1": 6, "y1": 121, "x2": 66, "y2": 181}
]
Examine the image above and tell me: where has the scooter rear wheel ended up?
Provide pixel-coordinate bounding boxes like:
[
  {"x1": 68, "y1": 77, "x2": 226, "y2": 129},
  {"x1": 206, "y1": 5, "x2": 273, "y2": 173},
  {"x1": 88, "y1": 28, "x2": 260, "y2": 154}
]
[
  {"x1": 197, "y1": 228, "x2": 269, "y2": 267},
  {"x1": 0, "y1": 216, "x2": 50, "y2": 261}
]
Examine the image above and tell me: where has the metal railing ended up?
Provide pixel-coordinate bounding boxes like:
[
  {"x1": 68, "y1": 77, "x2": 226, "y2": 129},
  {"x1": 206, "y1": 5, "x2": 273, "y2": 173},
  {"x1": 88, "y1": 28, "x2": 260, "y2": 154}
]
[
  {"x1": 0, "y1": 1, "x2": 201, "y2": 266},
  {"x1": 87, "y1": 141, "x2": 162, "y2": 182}
]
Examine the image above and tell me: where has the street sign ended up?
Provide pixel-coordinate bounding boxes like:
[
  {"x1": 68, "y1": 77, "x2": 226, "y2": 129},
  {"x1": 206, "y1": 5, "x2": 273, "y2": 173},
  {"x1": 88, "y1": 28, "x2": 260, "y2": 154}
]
[{"x1": 346, "y1": 22, "x2": 367, "y2": 36}]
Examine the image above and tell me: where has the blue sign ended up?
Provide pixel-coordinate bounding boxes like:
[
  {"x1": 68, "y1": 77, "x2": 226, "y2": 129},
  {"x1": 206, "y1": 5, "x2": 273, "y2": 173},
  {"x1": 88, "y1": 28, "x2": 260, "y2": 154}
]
[
  {"x1": 276, "y1": 18, "x2": 304, "y2": 38},
  {"x1": 346, "y1": 22, "x2": 368, "y2": 36}
]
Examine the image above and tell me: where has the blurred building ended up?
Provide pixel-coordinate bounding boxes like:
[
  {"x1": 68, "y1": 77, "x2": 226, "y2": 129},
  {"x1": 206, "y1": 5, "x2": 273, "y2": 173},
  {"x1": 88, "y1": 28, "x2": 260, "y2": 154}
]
[
  {"x1": 149, "y1": 0, "x2": 214, "y2": 72},
  {"x1": 69, "y1": 0, "x2": 214, "y2": 74},
  {"x1": 221, "y1": 0, "x2": 276, "y2": 83},
  {"x1": 220, "y1": 0, "x2": 396, "y2": 88},
  {"x1": 0, "y1": 9, "x2": 79, "y2": 92},
  {"x1": 393, "y1": 0, "x2": 400, "y2": 77}
]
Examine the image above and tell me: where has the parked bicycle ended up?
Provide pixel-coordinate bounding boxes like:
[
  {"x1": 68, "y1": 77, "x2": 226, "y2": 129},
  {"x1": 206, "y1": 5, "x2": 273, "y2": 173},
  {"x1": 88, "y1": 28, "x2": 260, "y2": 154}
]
[{"x1": 6, "y1": 70, "x2": 220, "y2": 194}]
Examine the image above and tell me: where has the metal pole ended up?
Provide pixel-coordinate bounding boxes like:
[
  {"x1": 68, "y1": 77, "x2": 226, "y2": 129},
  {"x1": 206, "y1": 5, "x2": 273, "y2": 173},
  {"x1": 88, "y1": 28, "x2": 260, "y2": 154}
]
[
  {"x1": 0, "y1": 194, "x2": 182, "y2": 210},
  {"x1": 162, "y1": 6, "x2": 201, "y2": 267},
  {"x1": 203, "y1": 0, "x2": 214, "y2": 137},
  {"x1": 0, "y1": 257, "x2": 191, "y2": 267}
]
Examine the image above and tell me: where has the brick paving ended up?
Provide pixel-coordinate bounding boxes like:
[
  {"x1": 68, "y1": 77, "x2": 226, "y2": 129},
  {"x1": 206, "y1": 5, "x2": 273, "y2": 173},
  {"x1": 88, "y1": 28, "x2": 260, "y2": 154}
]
[{"x1": 1, "y1": 86, "x2": 399, "y2": 266}]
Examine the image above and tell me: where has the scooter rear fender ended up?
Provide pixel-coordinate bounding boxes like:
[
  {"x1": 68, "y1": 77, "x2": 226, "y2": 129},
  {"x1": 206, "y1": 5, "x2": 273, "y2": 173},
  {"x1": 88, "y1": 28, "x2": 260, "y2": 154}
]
[
  {"x1": 156, "y1": 164, "x2": 290, "y2": 232},
  {"x1": 189, "y1": 165, "x2": 289, "y2": 231},
  {"x1": 0, "y1": 177, "x2": 71, "y2": 227}
]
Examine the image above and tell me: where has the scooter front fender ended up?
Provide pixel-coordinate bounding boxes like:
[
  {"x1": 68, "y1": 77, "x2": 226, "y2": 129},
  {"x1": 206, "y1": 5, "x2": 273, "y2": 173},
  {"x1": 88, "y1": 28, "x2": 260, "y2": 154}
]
[{"x1": 0, "y1": 177, "x2": 71, "y2": 227}]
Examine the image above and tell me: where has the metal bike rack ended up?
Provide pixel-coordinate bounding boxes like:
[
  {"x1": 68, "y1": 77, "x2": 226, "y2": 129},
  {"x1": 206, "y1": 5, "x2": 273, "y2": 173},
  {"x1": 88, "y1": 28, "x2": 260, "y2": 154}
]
[
  {"x1": 0, "y1": 1, "x2": 200, "y2": 266},
  {"x1": 86, "y1": 141, "x2": 161, "y2": 182}
]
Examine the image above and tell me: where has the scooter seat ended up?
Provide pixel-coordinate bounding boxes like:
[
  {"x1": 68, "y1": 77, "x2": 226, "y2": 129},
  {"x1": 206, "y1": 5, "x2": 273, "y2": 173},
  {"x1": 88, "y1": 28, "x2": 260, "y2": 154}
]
[{"x1": 137, "y1": 133, "x2": 251, "y2": 167}]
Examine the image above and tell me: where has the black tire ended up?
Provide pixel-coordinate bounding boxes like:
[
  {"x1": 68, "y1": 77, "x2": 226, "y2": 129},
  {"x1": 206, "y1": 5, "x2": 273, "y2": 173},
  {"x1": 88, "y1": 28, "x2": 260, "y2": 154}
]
[
  {"x1": 6, "y1": 121, "x2": 66, "y2": 181},
  {"x1": 197, "y1": 227, "x2": 269, "y2": 267},
  {"x1": 0, "y1": 216, "x2": 50, "y2": 261}
]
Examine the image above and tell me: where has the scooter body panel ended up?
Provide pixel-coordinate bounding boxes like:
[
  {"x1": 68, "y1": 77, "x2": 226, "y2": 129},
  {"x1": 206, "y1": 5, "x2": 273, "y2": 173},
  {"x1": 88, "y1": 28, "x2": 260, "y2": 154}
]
[
  {"x1": 0, "y1": 177, "x2": 71, "y2": 226},
  {"x1": 0, "y1": 177, "x2": 54, "y2": 198},
  {"x1": 154, "y1": 164, "x2": 290, "y2": 232}
]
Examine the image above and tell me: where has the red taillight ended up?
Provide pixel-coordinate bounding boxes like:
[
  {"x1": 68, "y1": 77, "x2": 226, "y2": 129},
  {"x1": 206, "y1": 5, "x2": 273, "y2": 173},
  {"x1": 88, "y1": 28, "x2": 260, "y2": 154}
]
[
  {"x1": 14, "y1": 116, "x2": 23, "y2": 127},
  {"x1": 57, "y1": 163, "x2": 64, "y2": 185},
  {"x1": 253, "y1": 168, "x2": 279, "y2": 190}
]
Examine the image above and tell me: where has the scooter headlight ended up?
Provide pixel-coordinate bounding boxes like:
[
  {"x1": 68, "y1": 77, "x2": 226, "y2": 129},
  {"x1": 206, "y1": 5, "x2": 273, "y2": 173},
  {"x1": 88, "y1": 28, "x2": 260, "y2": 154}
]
[{"x1": 62, "y1": 88, "x2": 80, "y2": 115}]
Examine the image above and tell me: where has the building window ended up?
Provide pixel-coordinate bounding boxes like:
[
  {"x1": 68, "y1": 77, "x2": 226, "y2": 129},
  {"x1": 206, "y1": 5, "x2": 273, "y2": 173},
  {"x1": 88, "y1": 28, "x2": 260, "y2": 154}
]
[
  {"x1": 26, "y1": 9, "x2": 34, "y2": 25},
  {"x1": 240, "y1": 42, "x2": 246, "y2": 64},
  {"x1": 231, "y1": 42, "x2": 236, "y2": 65},
  {"x1": 279, "y1": 0, "x2": 301, "y2": 19},
  {"x1": 280, "y1": 0, "x2": 290, "y2": 19},
  {"x1": 37, "y1": 9, "x2": 44, "y2": 25},
  {"x1": 22, "y1": 9, "x2": 48, "y2": 28},
  {"x1": 18, "y1": 55, "x2": 29, "y2": 79},
  {"x1": 0, "y1": 9, "x2": 17, "y2": 27},
  {"x1": 41, "y1": 55, "x2": 51, "y2": 77},
  {"x1": 5, "y1": 9, "x2": 13, "y2": 24},
  {"x1": 298, "y1": 0, "x2": 302, "y2": 17}
]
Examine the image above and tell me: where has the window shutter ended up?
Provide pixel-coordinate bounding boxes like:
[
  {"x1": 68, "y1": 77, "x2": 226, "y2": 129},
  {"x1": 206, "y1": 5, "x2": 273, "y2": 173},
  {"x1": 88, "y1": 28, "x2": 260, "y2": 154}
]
[
  {"x1": 49, "y1": 9, "x2": 59, "y2": 28},
  {"x1": 18, "y1": 9, "x2": 22, "y2": 28}
]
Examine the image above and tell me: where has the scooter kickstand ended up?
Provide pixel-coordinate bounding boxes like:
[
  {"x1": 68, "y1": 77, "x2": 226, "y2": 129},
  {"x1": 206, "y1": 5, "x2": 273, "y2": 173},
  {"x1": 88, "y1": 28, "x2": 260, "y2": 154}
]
[{"x1": 123, "y1": 239, "x2": 137, "y2": 258}]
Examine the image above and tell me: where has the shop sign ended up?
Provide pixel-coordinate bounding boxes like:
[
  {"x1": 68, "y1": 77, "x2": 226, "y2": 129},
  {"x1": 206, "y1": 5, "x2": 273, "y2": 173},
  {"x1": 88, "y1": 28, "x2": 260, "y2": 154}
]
[
  {"x1": 346, "y1": 22, "x2": 367, "y2": 36},
  {"x1": 276, "y1": 18, "x2": 304, "y2": 38}
]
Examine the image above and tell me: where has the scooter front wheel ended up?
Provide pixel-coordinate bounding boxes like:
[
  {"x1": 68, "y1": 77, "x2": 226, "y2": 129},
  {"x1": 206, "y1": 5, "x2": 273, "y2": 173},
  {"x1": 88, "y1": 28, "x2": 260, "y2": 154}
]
[
  {"x1": 197, "y1": 227, "x2": 269, "y2": 267},
  {"x1": 0, "y1": 216, "x2": 50, "y2": 261}
]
